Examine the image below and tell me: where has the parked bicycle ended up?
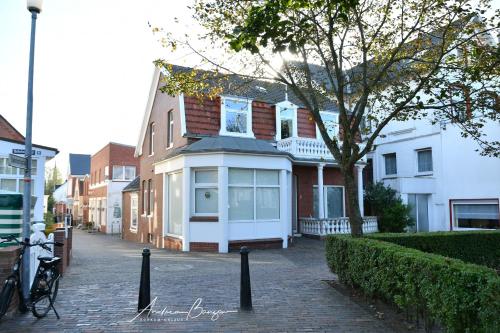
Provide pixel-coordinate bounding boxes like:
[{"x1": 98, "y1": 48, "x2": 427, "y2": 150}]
[{"x1": 0, "y1": 235, "x2": 63, "y2": 319}]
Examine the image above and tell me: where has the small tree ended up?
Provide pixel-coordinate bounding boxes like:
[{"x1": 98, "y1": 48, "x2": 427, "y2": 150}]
[
  {"x1": 364, "y1": 182, "x2": 413, "y2": 232},
  {"x1": 154, "y1": 0, "x2": 499, "y2": 236},
  {"x1": 45, "y1": 165, "x2": 62, "y2": 195}
]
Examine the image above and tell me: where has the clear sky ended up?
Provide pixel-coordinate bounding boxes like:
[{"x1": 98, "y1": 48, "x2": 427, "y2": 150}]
[{"x1": 0, "y1": 0, "x2": 197, "y2": 176}]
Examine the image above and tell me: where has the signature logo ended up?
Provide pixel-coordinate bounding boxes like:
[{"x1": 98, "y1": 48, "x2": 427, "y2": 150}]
[{"x1": 129, "y1": 297, "x2": 238, "y2": 322}]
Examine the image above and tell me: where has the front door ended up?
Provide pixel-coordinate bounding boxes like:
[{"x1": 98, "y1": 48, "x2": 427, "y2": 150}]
[
  {"x1": 167, "y1": 172, "x2": 183, "y2": 236},
  {"x1": 408, "y1": 194, "x2": 429, "y2": 232}
]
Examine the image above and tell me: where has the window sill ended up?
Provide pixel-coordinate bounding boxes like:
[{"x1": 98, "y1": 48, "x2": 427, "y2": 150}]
[
  {"x1": 415, "y1": 172, "x2": 433, "y2": 177},
  {"x1": 165, "y1": 233, "x2": 183, "y2": 239},
  {"x1": 129, "y1": 228, "x2": 138, "y2": 233},
  {"x1": 166, "y1": 145, "x2": 174, "y2": 151},
  {"x1": 190, "y1": 216, "x2": 219, "y2": 222},
  {"x1": 219, "y1": 131, "x2": 255, "y2": 139},
  {"x1": 382, "y1": 175, "x2": 398, "y2": 179}
]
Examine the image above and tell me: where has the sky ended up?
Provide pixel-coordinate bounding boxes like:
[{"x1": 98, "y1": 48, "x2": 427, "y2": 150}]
[{"x1": 0, "y1": 0, "x2": 198, "y2": 176}]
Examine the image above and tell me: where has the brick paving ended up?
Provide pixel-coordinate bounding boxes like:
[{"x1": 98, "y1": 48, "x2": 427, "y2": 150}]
[{"x1": 0, "y1": 230, "x2": 398, "y2": 332}]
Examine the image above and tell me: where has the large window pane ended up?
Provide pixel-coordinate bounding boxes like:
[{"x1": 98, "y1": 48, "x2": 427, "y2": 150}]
[
  {"x1": 256, "y1": 188, "x2": 279, "y2": 219},
  {"x1": 229, "y1": 187, "x2": 254, "y2": 220},
  {"x1": 125, "y1": 166, "x2": 136, "y2": 180},
  {"x1": 226, "y1": 99, "x2": 248, "y2": 112},
  {"x1": 384, "y1": 153, "x2": 397, "y2": 175},
  {"x1": 226, "y1": 111, "x2": 247, "y2": 133},
  {"x1": 312, "y1": 188, "x2": 319, "y2": 218},
  {"x1": 417, "y1": 149, "x2": 433, "y2": 172},
  {"x1": 168, "y1": 172, "x2": 183, "y2": 235},
  {"x1": 113, "y1": 166, "x2": 124, "y2": 180},
  {"x1": 195, "y1": 170, "x2": 217, "y2": 184},
  {"x1": 326, "y1": 187, "x2": 343, "y2": 218},
  {"x1": 454, "y1": 203, "x2": 499, "y2": 229},
  {"x1": 321, "y1": 112, "x2": 339, "y2": 138},
  {"x1": 256, "y1": 170, "x2": 279, "y2": 185},
  {"x1": 229, "y1": 168, "x2": 253, "y2": 185},
  {"x1": 195, "y1": 188, "x2": 218, "y2": 214},
  {"x1": 0, "y1": 158, "x2": 18, "y2": 175},
  {"x1": 0, "y1": 179, "x2": 17, "y2": 192}
]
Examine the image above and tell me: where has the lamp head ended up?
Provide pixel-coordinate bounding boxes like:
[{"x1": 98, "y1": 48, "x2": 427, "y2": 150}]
[{"x1": 27, "y1": 0, "x2": 43, "y2": 13}]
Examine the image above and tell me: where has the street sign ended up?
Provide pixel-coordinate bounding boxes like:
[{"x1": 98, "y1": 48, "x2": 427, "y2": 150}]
[
  {"x1": 8, "y1": 154, "x2": 27, "y2": 169},
  {"x1": 12, "y1": 149, "x2": 41, "y2": 155}
]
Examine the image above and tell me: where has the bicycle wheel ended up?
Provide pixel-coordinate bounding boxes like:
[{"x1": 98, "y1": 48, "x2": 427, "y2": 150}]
[
  {"x1": 0, "y1": 278, "x2": 16, "y2": 319},
  {"x1": 31, "y1": 272, "x2": 59, "y2": 318}
]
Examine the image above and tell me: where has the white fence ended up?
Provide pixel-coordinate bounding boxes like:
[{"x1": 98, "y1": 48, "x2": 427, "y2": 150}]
[
  {"x1": 300, "y1": 216, "x2": 378, "y2": 236},
  {"x1": 29, "y1": 223, "x2": 54, "y2": 287}
]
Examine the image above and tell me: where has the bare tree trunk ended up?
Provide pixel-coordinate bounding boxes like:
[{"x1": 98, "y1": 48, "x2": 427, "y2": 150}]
[{"x1": 343, "y1": 166, "x2": 364, "y2": 237}]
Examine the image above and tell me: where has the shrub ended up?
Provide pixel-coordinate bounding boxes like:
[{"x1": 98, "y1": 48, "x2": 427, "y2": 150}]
[
  {"x1": 364, "y1": 182, "x2": 414, "y2": 232},
  {"x1": 369, "y1": 231, "x2": 500, "y2": 271},
  {"x1": 326, "y1": 235, "x2": 500, "y2": 333}
]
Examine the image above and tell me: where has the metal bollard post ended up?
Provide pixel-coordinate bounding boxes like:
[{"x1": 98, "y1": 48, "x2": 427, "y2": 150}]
[
  {"x1": 240, "y1": 246, "x2": 252, "y2": 311},
  {"x1": 138, "y1": 248, "x2": 151, "y2": 313}
]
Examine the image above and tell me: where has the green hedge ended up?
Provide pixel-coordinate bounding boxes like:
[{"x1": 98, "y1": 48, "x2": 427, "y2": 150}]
[
  {"x1": 326, "y1": 236, "x2": 500, "y2": 333},
  {"x1": 368, "y1": 231, "x2": 500, "y2": 270}
]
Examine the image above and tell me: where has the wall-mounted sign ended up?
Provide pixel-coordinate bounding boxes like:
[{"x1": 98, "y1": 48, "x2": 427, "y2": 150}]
[
  {"x1": 12, "y1": 149, "x2": 42, "y2": 156},
  {"x1": 8, "y1": 154, "x2": 27, "y2": 169}
]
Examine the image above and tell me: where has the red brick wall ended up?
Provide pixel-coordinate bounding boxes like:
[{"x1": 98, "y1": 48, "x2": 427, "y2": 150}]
[
  {"x1": 252, "y1": 101, "x2": 276, "y2": 140},
  {"x1": 109, "y1": 144, "x2": 140, "y2": 179},
  {"x1": 0, "y1": 115, "x2": 24, "y2": 141},
  {"x1": 0, "y1": 246, "x2": 21, "y2": 314},
  {"x1": 189, "y1": 242, "x2": 218, "y2": 252},
  {"x1": 164, "y1": 236, "x2": 182, "y2": 251},
  {"x1": 293, "y1": 165, "x2": 346, "y2": 218},
  {"x1": 185, "y1": 96, "x2": 220, "y2": 136},
  {"x1": 297, "y1": 108, "x2": 316, "y2": 138},
  {"x1": 122, "y1": 191, "x2": 143, "y2": 243}
]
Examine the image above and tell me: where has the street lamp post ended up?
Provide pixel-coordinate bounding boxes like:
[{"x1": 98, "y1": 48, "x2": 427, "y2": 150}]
[{"x1": 21, "y1": 0, "x2": 43, "y2": 304}]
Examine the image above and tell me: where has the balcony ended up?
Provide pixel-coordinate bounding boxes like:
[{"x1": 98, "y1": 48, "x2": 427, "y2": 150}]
[
  {"x1": 277, "y1": 137, "x2": 366, "y2": 161},
  {"x1": 299, "y1": 216, "x2": 378, "y2": 236}
]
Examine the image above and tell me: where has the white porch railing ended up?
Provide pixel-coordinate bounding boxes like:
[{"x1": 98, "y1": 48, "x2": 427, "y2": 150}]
[
  {"x1": 276, "y1": 137, "x2": 366, "y2": 161},
  {"x1": 300, "y1": 216, "x2": 378, "y2": 236},
  {"x1": 30, "y1": 223, "x2": 54, "y2": 287}
]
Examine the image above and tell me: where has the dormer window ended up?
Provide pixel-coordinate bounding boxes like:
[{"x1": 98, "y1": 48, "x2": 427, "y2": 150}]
[
  {"x1": 275, "y1": 101, "x2": 298, "y2": 140},
  {"x1": 220, "y1": 97, "x2": 254, "y2": 137},
  {"x1": 316, "y1": 111, "x2": 339, "y2": 140}
]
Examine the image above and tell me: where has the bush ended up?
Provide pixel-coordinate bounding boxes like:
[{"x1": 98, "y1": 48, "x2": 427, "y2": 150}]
[
  {"x1": 364, "y1": 182, "x2": 414, "y2": 232},
  {"x1": 326, "y1": 235, "x2": 500, "y2": 333},
  {"x1": 369, "y1": 231, "x2": 500, "y2": 271}
]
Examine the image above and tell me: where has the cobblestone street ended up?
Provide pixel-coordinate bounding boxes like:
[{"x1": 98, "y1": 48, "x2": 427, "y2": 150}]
[{"x1": 0, "y1": 230, "x2": 398, "y2": 332}]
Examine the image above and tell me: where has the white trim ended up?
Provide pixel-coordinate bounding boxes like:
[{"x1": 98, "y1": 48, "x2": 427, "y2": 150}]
[
  {"x1": 218, "y1": 166, "x2": 229, "y2": 253},
  {"x1": 219, "y1": 96, "x2": 255, "y2": 138},
  {"x1": 415, "y1": 148, "x2": 433, "y2": 176},
  {"x1": 275, "y1": 101, "x2": 298, "y2": 140},
  {"x1": 182, "y1": 167, "x2": 191, "y2": 251},
  {"x1": 179, "y1": 93, "x2": 187, "y2": 137},
  {"x1": 130, "y1": 193, "x2": 138, "y2": 232},
  {"x1": 191, "y1": 169, "x2": 218, "y2": 217},
  {"x1": 316, "y1": 111, "x2": 339, "y2": 140},
  {"x1": 135, "y1": 67, "x2": 161, "y2": 157}
]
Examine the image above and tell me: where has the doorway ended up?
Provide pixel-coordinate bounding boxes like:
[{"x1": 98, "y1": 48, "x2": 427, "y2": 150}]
[{"x1": 408, "y1": 194, "x2": 429, "y2": 232}]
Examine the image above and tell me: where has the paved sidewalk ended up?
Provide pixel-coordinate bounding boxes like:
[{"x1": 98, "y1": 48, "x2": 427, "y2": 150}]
[{"x1": 0, "y1": 230, "x2": 396, "y2": 332}]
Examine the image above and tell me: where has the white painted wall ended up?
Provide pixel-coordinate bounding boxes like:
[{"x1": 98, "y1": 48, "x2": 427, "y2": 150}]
[
  {"x1": 369, "y1": 116, "x2": 500, "y2": 231},
  {"x1": 0, "y1": 140, "x2": 57, "y2": 221}
]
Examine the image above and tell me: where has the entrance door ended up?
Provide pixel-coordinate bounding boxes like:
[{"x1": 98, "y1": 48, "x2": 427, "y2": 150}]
[{"x1": 408, "y1": 194, "x2": 429, "y2": 232}]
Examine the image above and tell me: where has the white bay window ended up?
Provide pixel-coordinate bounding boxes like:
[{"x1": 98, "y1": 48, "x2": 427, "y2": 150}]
[
  {"x1": 220, "y1": 97, "x2": 254, "y2": 137},
  {"x1": 228, "y1": 168, "x2": 280, "y2": 222}
]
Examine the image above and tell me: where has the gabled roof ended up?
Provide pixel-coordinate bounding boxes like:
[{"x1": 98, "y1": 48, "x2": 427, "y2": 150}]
[
  {"x1": 122, "y1": 176, "x2": 140, "y2": 192},
  {"x1": 0, "y1": 114, "x2": 59, "y2": 153},
  {"x1": 69, "y1": 154, "x2": 91, "y2": 176}
]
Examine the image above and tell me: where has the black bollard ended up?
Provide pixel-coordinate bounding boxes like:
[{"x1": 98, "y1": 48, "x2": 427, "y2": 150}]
[
  {"x1": 240, "y1": 246, "x2": 252, "y2": 311},
  {"x1": 138, "y1": 248, "x2": 151, "y2": 313}
]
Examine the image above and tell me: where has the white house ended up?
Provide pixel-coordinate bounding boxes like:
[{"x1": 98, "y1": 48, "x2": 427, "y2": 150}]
[{"x1": 0, "y1": 115, "x2": 58, "y2": 221}]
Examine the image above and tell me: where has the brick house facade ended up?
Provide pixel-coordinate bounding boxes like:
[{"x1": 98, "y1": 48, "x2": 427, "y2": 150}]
[
  {"x1": 122, "y1": 66, "x2": 369, "y2": 253},
  {"x1": 88, "y1": 143, "x2": 140, "y2": 234}
]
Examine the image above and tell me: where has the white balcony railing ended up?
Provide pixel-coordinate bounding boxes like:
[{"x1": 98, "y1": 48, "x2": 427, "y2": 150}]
[
  {"x1": 277, "y1": 137, "x2": 366, "y2": 161},
  {"x1": 299, "y1": 216, "x2": 378, "y2": 236}
]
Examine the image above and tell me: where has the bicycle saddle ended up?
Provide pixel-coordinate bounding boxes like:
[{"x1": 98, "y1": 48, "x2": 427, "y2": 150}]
[{"x1": 37, "y1": 256, "x2": 61, "y2": 264}]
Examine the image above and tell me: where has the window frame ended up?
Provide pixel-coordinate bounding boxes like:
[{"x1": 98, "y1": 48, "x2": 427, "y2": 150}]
[
  {"x1": 383, "y1": 153, "x2": 398, "y2": 177},
  {"x1": 130, "y1": 193, "x2": 138, "y2": 232},
  {"x1": 148, "y1": 179, "x2": 154, "y2": 217},
  {"x1": 112, "y1": 165, "x2": 136, "y2": 181},
  {"x1": 312, "y1": 185, "x2": 346, "y2": 218},
  {"x1": 191, "y1": 169, "x2": 218, "y2": 217},
  {"x1": 219, "y1": 96, "x2": 254, "y2": 138},
  {"x1": 167, "y1": 110, "x2": 174, "y2": 149},
  {"x1": 149, "y1": 122, "x2": 155, "y2": 156},
  {"x1": 142, "y1": 180, "x2": 147, "y2": 216},
  {"x1": 228, "y1": 168, "x2": 280, "y2": 223},
  {"x1": 275, "y1": 101, "x2": 298, "y2": 140},
  {"x1": 316, "y1": 111, "x2": 340, "y2": 141},
  {"x1": 416, "y1": 148, "x2": 433, "y2": 175},
  {"x1": 450, "y1": 199, "x2": 500, "y2": 231}
]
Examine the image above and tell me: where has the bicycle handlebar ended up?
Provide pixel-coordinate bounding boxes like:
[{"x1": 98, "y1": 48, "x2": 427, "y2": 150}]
[{"x1": 0, "y1": 235, "x2": 64, "y2": 248}]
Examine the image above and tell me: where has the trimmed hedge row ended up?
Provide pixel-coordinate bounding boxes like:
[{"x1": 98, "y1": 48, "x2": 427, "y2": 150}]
[
  {"x1": 368, "y1": 231, "x2": 500, "y2": 270},
  {"x1": 326, "y1": 236, "x2": 500, "y2": 333}
]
